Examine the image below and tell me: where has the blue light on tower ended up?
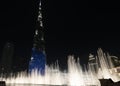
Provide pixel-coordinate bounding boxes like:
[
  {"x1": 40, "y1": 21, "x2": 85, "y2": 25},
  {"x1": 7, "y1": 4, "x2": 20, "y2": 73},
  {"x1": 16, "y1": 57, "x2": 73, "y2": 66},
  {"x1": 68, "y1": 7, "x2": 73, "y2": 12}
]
[
  {"x1": 29, "y1": 48, "x2": 46, "y2": 75},
  {"x1": 29, "y1": 1, "x2": 46, "y2": 75}
]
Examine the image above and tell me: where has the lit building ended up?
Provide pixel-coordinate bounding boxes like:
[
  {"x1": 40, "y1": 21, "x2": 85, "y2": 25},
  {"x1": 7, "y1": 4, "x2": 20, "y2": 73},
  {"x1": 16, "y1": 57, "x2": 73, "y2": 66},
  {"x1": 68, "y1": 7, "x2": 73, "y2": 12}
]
[
  {"x1": 110, "y1": 56, "x2": 120, "y2": 67},
  {"x1": 88, "y1": 53, "x2": 99, "y2": 73},
  {"x1": 0, "y1": 42, "x2": 14, "y2": 74},
  {"x1": 29, "y1": 0, "x2": 46, "y2": 75},
  {"x1": 109, "y1": 56, "x2": 120, "y2": 75}
]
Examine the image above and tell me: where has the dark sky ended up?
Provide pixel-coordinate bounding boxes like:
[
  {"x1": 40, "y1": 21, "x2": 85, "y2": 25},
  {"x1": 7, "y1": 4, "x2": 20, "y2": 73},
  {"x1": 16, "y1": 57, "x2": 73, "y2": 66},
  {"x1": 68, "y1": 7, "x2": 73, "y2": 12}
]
[{"x1": 0, "y1": 0, "x2": 120, "y2": 70}]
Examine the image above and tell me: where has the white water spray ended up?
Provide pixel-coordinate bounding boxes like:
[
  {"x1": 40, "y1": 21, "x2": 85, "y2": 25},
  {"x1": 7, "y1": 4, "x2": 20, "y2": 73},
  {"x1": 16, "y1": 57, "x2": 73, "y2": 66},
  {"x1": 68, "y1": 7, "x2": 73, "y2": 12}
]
[{"x1": 0, "y1": 49, "x2": 120, "y2": 86}]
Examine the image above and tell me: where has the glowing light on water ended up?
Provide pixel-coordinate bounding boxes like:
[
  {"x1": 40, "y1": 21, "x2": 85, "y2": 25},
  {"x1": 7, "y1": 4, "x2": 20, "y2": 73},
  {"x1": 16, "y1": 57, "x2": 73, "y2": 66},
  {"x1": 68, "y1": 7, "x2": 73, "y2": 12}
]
[
  {"x1": 0, "y1": 56, "x2": 100, "y2": 86},
  {"x1": 67, "y1": 56, "x2": 85, "y2": 85},
  {"x1": 0, "y1": 49, "x2": 120, "y2": 86},
  {"x1": 67, "y1": 56, "x2": 100, "y2": 86}
]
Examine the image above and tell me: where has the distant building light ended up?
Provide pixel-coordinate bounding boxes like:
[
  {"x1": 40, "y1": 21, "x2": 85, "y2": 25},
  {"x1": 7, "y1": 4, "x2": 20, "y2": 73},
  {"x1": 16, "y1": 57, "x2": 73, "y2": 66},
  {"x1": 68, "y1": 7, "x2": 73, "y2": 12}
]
[
  {"x1": 31, "y1": 57, "x2": 34, "y2": 60},
  {"x1": 89, "y1": 58, "x2": 95, "y2": 61},
  {"x1": 110, "y1": 56, "x2": 118, "y2": 59},
  {"x1": 35, "y1": 30, "x2": 38, "y2": 35},
  {"x1": 89, "y1": 53, "x2": 94, "y2": 58}
]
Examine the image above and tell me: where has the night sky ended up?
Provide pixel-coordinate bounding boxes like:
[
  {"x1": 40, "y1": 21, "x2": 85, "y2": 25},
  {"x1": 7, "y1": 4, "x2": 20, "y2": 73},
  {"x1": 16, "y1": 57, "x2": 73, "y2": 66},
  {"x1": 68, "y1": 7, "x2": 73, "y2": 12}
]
[{"x1": 0, "y1": 0, "x2": 120, "y2": 71}]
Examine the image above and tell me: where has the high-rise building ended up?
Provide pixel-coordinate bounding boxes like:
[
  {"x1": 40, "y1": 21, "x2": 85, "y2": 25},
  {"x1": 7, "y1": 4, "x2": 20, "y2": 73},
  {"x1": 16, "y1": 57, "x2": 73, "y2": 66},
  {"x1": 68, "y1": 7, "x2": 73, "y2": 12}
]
[
  {"x1": 0, "y1": 42, "x2": 14, "y2": 74},
  {"x1": 29, "y1": 0, "x2": 46, "y2": 75},
  {"x1": 110, "y1": 56, "x2": 120, "y2": 67},
  {"x1": 88, "y1": 53, "x2": 98, "y2": 73}
]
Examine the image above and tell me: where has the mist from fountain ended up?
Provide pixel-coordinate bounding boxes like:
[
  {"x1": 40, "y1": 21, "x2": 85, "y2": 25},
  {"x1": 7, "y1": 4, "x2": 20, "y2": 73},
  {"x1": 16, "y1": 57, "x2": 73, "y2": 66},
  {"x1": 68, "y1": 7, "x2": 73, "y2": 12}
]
[{"x1": 0, "y1": 49, "x2": 120, "y2": 86}]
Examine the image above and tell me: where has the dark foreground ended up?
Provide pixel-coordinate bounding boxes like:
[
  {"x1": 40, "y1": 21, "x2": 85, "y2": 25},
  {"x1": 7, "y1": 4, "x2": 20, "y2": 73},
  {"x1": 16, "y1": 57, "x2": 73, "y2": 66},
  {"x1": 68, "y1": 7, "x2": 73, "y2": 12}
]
[{"x1": 99, "y1": 79, "x2": 120, "y2": 86}]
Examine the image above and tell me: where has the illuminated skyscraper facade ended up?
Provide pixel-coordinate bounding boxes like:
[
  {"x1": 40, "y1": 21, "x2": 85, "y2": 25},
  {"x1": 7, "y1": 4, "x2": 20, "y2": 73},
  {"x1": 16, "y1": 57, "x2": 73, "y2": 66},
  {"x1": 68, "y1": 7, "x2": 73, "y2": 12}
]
[{"x1": 29, "y1": 1, "x2": 46, "y2": 75}]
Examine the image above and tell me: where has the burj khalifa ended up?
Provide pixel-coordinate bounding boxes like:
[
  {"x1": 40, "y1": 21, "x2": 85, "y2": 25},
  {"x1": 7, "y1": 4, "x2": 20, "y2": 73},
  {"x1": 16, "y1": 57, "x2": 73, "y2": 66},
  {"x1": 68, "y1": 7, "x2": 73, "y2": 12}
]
[{"x1": 29, "y1": 0, "x2": 46, "y2": 75}]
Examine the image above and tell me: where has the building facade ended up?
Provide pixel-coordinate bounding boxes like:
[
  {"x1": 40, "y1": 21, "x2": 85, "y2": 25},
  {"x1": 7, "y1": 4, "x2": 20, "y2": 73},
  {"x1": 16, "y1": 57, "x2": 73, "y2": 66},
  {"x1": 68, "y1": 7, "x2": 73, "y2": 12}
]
[{"x1": 29, "y1": 0, "x2": 46, "y2": 75}]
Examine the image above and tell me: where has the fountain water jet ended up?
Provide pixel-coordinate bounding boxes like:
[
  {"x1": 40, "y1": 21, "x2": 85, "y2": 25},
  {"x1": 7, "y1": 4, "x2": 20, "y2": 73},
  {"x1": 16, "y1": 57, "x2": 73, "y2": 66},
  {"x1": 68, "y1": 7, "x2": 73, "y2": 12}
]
[{"x1": 0, "y1": 49, "x2": 120, "y2": 86}]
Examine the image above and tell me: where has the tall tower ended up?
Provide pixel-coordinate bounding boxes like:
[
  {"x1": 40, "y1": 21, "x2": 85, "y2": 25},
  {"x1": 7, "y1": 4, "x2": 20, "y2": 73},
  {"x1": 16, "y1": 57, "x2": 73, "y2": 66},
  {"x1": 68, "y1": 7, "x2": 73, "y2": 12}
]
[
  {"x1": 29, "y1": 1, "x2": 46, "y2": 75},
  {"x1": 0, "y1": 42, "x2": 14, "y2": 74},
  {"x1": 33, "y1": 1, "x2": 45, "y2": 53}
]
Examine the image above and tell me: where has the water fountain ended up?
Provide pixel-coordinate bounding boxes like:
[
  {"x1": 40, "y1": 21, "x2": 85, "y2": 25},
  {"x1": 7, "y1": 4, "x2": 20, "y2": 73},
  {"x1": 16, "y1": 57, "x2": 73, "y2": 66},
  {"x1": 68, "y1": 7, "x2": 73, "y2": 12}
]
[
  {"x1": 1, "y1": 49, "x2": 120, "y2": 86},
  {"x1": 0, "y1": 0, "x2": 120, "y2": 85}
]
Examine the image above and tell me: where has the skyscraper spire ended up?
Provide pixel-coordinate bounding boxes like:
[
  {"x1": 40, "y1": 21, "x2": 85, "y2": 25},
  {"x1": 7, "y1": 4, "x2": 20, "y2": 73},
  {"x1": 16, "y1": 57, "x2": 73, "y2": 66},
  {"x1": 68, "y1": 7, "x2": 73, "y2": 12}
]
[
  {"x1": 33, "y1": 1, "x2": 45, "y2": 53},
  {"x1": 38, "y1": 1, "x2": 43, "y2": 27},
  {"x1": 29, "y1": 0, "x2": 46, "y2": 75}
]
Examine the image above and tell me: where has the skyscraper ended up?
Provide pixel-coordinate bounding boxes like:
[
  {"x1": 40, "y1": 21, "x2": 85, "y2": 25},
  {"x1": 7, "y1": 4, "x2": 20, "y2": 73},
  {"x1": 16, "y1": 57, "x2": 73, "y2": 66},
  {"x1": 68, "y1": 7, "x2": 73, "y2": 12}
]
[
  {"x1": 88, "y1": 54, "x2": 98, "y2": 73},
  {"x1": 0, "y1": 42, "x2": 14, "y2": 74},
  {"x1": 110, "y1": 56, "x2": 120, "y2": 67},
  {"x1": 29, "y1": 0, "x2": 46, "y2": 75}
]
